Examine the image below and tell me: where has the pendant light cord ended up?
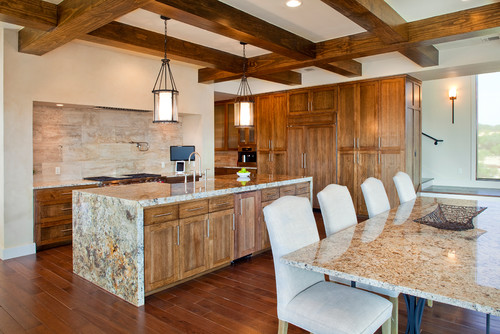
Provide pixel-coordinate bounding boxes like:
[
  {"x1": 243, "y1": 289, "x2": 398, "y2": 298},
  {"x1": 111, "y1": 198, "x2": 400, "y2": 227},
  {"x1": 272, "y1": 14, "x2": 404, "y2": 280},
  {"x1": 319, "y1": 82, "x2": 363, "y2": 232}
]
[{"x1": 163, "y1": 17, "x2": 168, "y2": 60}]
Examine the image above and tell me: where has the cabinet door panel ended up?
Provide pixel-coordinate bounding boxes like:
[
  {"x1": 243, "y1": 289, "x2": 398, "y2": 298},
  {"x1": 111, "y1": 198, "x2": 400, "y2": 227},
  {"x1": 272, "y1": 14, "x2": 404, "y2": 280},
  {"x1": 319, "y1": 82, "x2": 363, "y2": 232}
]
[
  {"x1": 144, "y1": 220, "x2": 179, "y2": 292},
  {"x1": 209, "y1": 209, "x2": 234, "y2": 267},
  {"x1": 260, "y1": 200, "x2": 274, "y2": 250},
  {"x1": 257, "y1": 151, "x2": 272, "y2": 174},
  {"x1": 272, "y1": 151, "x2": 288, "y2": 176},
  {"x1": 273, "y1": 94, "x2": 288, "y2": 151},
  {"x1": 287, "y1": 127, "x2": 305, "y2": 177},
  {"x1": 380, "y1": 151, "x2": 404, "y2": 209},
  {"x1": 234, "y1": 191, "x2": 261, "y2": 259},
  {"x1": 338, "y1": 152, "x2": 356, "y2": 205},
  {"x1": 380, "y1": 78, "x2": 405, "y2": 149},
  {"x1": 357, "y1": 152, "x2": 379, "y2": 216},
  {"x1": 358, "y1": 81, "x2": 379, "y2": 148},
  {"x1": 305, "y1": 125, "x2": 336, "y2": 208},
  {"x1": 179, "y1": 214, "x2": 209, "y2": 279},
  {"x1": 311, "y1": 87, "x2": 336, "y2": 112},
  {"x1": 227, "y1": 104, "x2": 238, "y2": 149},
  {"x1": 288, "y1": 90, "x2": 309, "y2": 114},
  {"x1": 256, "y1": 96, "x2": 272, "y2": 151},
  {"x1": 214, "y1": 104, "x2": 225, "y2": 150},
  {"x1": 338, "y1": 84, "x2": 356, "y2": 150}
]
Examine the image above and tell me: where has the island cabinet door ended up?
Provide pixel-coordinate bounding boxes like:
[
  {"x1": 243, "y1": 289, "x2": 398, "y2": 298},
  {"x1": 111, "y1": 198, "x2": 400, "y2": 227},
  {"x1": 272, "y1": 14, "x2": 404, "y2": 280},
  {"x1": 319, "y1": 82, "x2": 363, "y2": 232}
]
[
  {"x1": 234, "y1": 191, "x2": 262, "y2": 259},
  {"x1": 144, "y1": 220, "x2": 179, "y2": 293},
  {"x1": 179, "y1": 214, "x2": 210, "y2": 279},
  {"x1": 208, "y1": 208, "x2": 235, "y2": 268}
]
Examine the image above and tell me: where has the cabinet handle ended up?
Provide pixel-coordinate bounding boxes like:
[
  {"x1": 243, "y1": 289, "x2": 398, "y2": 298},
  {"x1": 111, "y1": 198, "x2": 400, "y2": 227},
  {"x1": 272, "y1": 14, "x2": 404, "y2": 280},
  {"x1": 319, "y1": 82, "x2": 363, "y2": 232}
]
[
  {"x1": 240, "y1": 199, "x2": 243, "y2": 216},
  {"x1": 357, "y1": 138, "x2": 359, "y2": 148},
  {"x1": 207, "y1": 218, "x2": 210, "y2": 238},
  {"x1": 187, "y1": 207, "x2": 204, "y2": 212},
  {"x1": 268, "y1": 153, "x2": 271, "y2": 162},
  {"x1": 353, "y1": 138, "x2": 356, "y2": 148},
  {"x1": 354, "y1": 152, "x2": 356, "y2": 165},
  {"x1": 300, "y1": 153, "x2": 304, "y2": 169},
  {"x1": 60, "y1": 192, "x2": 72, "y2": 195},
  {"x1": 269, "y1": 140, "x2": 271, "y2": 149},
  {"x1": 378, "y1": 137, "x2": 381, "y2": 148},
  {"x1": 378, "y1": 152, "x2": 381, "y2": 164},
  {"x1": 232, "y1": 213, "x2": 235, "y2": 230},
  {"x1": 304, "y1": 153, "x2": 307, "y2": 169},
  {"x1": 357, "y1": 152, "x2": 359, "y2": 164},
  {"x1": 61, "y1": 207, "x2": 72, "y2": 211},
  {"x1": 153, "y1": 212, "x2": 172, "y2": 217},
  {"x1": 177, "y1": 225, "x2": 180, "y2": 245},
  {"x1": 215, "y1": 202, "x2": 230, "y2": 207},
  {"x1": 60, "y1": 228, "x2": 72, "y2": 233}
]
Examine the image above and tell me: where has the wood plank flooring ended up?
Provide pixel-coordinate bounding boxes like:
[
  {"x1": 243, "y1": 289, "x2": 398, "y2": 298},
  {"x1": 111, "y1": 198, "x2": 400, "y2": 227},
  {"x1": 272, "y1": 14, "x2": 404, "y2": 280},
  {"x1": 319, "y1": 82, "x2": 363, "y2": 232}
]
[{"x1": 1, "y1": 218, "x2": 499, "y2": 333}]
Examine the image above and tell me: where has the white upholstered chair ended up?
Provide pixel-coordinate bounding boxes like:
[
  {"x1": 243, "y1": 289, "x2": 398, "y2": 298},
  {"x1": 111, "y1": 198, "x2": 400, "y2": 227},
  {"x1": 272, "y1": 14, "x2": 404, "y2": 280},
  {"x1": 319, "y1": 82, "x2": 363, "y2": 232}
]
[
  {"x1": 263, "y1": 196, "x2": 392, "y2": 334},
  {"x1": 361, "y1": 177, "x2": 391, "y2": 218},
  {"x1": 318, "y1": 184, "x2": 399, "y2": 334},
  {"x1": 393, "y1": 171, "x2": 417, "y2": 204}
]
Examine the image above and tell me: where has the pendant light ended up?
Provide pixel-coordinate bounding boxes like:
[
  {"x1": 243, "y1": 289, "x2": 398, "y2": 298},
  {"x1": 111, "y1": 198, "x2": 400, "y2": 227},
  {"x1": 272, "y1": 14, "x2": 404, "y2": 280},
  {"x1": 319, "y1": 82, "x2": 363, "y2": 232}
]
[
  {"x1": 152, "y1": 16, "x2": 178, "y2": 123},
  {"x1": 234, "y1": 42, "x2": 254, "y2": 128}
]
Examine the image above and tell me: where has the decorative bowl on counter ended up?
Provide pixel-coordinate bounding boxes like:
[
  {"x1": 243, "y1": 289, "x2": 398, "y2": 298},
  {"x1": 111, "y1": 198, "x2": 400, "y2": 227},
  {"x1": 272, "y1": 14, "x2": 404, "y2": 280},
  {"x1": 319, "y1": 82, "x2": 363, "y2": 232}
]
[{"x1": 237, "y1": 171, "x2": 251, "y2": 177}]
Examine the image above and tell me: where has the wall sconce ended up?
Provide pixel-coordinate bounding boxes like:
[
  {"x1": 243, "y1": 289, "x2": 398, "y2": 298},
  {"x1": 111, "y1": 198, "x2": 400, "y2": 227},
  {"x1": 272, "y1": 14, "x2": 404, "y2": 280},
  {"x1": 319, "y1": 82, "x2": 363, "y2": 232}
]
[{"x1": 449, "y1": 88, "x2": 457, "y2": 124}]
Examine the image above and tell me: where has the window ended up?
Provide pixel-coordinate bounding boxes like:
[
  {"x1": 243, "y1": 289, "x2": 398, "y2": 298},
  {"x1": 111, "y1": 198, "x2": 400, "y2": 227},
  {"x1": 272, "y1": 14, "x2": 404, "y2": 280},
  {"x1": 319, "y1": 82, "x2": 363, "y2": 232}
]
[{"x1": 477, "y1": 72, "x2": 500, "y2": 180}]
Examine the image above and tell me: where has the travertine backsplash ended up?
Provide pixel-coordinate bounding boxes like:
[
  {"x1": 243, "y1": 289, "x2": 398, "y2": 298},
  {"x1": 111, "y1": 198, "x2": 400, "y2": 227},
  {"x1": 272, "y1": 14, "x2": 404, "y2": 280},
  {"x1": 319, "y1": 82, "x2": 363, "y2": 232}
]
[{"x1": 33, "y1": 103, "x2": 183, "y2": 181}]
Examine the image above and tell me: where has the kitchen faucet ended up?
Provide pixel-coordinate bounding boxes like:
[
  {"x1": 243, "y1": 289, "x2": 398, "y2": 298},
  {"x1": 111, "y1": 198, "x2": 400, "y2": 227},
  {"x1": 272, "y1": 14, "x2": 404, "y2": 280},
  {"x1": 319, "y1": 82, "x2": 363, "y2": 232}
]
[{"x1": 187, "y1": 151, "x2": 203, "y2": 189}]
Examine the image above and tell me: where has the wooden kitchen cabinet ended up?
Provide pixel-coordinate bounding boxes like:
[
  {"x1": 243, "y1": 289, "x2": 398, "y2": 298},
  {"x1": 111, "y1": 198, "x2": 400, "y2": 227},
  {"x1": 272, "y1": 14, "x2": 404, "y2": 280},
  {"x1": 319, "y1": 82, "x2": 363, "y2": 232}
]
[
  {"x1": 214, "y1": 101, "x2": 238, "y2": 151},
  {"x1": 34, "y1": 184, "x2": 97, "y2": 250},
  {"x1": 208, "y1": 208, "x2": 235, "y2": 268},
  {"x1": 234, "y1": 191, "x2": 262, "y2": 259},
  {"x1": 144, "y1": 220, "x2": 179, "y2": 292},
  {"x1": 179, "y1": 214, "x2": 210, "y2": 279},
  {"x1": 337, "y1": 75, "x2": 421, "y2": 216},
  {"x1": 256, "y1": 93, "x2": 287, "y2": 175},
  {"x1": 287, "y1": 124, "x2": 336, "y2": 208},
  {"x1": 288, "y1": 86, "x2": 337, "y2": 115}
]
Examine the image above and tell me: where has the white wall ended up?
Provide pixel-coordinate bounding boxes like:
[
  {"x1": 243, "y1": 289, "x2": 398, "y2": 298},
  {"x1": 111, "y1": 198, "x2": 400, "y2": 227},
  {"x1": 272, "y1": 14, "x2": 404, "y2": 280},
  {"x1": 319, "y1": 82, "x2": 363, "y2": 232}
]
[
  {"x1": 1, "y1": 29, "x2": 214, "y2": 258},
  {"x1": 422, "y1": 75, "x2": 499, "y2": 188},
  {"x1": 0, "y1": 27, "x2": 5, "y2": 250}
]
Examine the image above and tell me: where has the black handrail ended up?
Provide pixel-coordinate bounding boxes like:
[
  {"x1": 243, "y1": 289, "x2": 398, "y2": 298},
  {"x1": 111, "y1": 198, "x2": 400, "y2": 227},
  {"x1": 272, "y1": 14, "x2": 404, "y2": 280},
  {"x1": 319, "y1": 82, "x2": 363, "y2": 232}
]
[{"x1": 422, "y1": 132, "x2": 443, "y2": 145}]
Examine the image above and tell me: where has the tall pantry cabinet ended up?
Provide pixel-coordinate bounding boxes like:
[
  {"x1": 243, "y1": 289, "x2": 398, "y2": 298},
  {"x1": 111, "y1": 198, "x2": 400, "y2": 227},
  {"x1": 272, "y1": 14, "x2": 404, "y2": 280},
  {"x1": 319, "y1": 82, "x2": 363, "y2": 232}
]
[{"x1": 337, "y1": 75, "x2": 421, "y2": 216}]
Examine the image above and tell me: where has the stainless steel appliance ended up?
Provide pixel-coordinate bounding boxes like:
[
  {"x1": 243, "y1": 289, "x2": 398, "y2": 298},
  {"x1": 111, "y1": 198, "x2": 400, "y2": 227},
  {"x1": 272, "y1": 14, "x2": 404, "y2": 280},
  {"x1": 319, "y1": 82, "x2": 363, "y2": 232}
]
[{"x1": 238, "y1": 147, "x2": 257, "y2": 167}]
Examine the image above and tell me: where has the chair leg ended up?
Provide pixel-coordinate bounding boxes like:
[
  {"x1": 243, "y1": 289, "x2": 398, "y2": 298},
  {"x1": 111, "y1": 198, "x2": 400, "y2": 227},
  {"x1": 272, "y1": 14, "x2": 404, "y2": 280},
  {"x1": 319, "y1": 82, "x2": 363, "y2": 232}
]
[
  {"x1": 278, "y1": 320, "x2": 288, "y2": 334},
  {"x1": 390, "y1": 296, "x2": 398, "y2": 334},
  {"x1": 427, "y1": 300, "x2": 433, "y2": 307},
  {"x1": 382, "y1": 317, "x2": 391, "y2": 334}
]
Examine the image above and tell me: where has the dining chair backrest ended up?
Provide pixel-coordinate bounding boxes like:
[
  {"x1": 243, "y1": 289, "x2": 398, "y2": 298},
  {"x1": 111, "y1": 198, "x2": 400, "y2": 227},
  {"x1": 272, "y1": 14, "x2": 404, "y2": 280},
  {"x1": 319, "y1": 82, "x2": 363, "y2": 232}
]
[
  {"x1": 317, "y1": 184, "x2": 357, "y2": 236},
  {"x1": 263, "y1": 196, "x2": 324, "y2": 315},
  {"x1": 361, "y1": 177, "x2": 391, "y2": 218},
  {"x1": 393, "y1": 171, "x2": 417, "y2": 204}
]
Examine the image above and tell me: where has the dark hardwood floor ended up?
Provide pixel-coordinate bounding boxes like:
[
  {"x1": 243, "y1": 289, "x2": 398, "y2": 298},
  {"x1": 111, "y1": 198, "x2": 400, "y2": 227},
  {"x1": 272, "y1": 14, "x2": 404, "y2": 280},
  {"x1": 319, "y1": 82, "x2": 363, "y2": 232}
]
[{"x1": 1, "y1": 214, "x2": 498, "y2": 333}]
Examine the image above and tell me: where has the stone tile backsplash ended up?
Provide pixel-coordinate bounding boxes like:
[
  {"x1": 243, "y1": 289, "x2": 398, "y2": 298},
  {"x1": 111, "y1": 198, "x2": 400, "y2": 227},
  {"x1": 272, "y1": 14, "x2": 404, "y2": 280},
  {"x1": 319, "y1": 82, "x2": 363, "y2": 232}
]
[{"x1": 33, "y1": 103, "x2": 183, "y2": 181}]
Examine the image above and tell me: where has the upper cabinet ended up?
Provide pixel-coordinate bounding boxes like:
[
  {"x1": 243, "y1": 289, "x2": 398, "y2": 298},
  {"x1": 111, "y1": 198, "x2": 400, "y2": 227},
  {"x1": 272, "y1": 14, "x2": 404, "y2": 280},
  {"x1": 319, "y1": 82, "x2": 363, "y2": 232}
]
[
  {"x1": 288, "y1": 86, "x2": 337, "y2": 115},
  {"x1": 214, "y1": 101, "x2": 238, "y2": 151},
  {"x1": 256, "y1": 93, "x2": 288, "y2": 152}
]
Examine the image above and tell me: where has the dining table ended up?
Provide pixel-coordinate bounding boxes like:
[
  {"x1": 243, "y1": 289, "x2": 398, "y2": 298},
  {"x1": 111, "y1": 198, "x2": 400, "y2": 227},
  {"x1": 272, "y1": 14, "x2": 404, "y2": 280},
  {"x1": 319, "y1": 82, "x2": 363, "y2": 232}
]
[{"x1": 281, "y1": 196, "x2": 500, "y2": 334}]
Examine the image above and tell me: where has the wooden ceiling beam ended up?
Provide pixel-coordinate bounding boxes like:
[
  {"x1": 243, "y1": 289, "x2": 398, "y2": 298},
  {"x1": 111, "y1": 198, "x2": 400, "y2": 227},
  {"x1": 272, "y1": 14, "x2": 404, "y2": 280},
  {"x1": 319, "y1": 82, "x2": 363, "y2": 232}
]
[
  {"x1": 82, "y1": 21, "x2": 244, "y2": 72},
  {"x1": 0, "y1": 0, "x2": 56, "y2": 31},
  {"x1": 320, "y1": 0, "x2": 407, "y2": 43},
  {"x1": 18, "y1": 0, "x2": 153, "y2": 56},
  {"x1": 320, "y1": 0, "x2": 438, "y2": 67},
  {"x1": 316, "y1": 60, "x2": 362, "y2": 77},
  {"x1": 143, "y1": 0, "x2": 315, "y2": 60},
  {"x1": 200, "y1": 3, "x2": 500, "y2": 83},
  {"x1": 197, "y1": 68, "x2": 302, "y2": 85}
]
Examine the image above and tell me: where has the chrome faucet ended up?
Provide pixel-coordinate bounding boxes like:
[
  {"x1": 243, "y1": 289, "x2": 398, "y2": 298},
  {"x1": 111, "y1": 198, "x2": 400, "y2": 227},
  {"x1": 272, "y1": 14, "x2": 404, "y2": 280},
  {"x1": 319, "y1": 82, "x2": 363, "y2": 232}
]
[{"x1": 188, "y1": 151, "x2": 202, "y2": 188}]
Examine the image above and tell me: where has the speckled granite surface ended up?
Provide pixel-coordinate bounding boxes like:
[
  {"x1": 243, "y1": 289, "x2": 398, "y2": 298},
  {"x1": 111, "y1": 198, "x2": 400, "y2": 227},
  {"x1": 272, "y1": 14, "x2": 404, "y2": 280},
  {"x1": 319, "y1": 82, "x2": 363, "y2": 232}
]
[
  {"x1": 282, "y1": 197, "x2": 500, "y2": 316},
  {"x1": 33, "y1": 178, "x2": 100, "y2": 189},
  {"x1": 73, "y1": 174, "x2": 311, "y2": 306}
]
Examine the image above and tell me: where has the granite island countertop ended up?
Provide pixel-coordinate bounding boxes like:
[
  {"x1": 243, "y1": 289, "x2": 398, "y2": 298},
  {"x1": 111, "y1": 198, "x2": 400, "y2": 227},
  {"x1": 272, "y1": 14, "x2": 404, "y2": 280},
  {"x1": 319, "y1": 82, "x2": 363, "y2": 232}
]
[{"x1": 72, "y1": 174, "x2": 312, "y2": 306}]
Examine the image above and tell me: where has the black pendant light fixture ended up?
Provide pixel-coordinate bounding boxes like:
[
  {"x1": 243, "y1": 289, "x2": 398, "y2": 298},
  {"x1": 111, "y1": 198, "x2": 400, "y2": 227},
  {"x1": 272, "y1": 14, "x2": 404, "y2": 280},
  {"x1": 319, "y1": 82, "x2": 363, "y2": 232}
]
[
  {"x1": 152, "y1": 16, "x2": 178, "y2": 123},
  {"x1": 234, "y1": 42, "x2": 254, "y2": 128}
]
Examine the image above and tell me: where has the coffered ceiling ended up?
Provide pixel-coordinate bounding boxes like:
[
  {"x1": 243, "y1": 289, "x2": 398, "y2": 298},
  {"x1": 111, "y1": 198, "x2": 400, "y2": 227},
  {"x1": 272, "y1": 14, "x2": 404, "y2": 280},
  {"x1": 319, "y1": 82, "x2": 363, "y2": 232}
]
[{"x1": 1, "y1": 0, "x2": 499, "y2": 87}]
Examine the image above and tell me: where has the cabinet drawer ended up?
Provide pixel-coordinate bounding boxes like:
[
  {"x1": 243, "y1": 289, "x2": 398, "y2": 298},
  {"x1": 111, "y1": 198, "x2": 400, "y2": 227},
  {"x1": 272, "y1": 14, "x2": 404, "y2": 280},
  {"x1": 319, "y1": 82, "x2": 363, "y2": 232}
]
[
  {"x1": 40, "y1": 223, "x2": 73, "y2": 243},
  {"x1": 261, "y1": 187, "x2": 279, "y2": 202},
  {"x1": 295, "y1": 182, "x2": 310, "y2": 195},
  {"x1": 144, "y1": 204, "x2": 179, "y2": 226},
  {"x1": 179, "y1": 200, "x2": 209, "y2": 218},
  {"x1": 279, "y1": 185, "x2": 296, "y2": 197},
  {"x1": 35, "y1": 185, "x2": 96, "y2": 202},
  {"x1": 209, "y1": 195, "x2": 234, "y2": 212},
  {"x1": 39, "y1": 201, "x2": 73, "y2": 220}
]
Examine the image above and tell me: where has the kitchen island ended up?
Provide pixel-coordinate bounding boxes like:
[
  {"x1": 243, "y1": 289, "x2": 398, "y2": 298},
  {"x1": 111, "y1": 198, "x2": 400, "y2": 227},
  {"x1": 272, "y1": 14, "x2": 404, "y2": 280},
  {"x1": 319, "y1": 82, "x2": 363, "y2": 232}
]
[{"x1": 72, "y1": 174, "x2": 312, "y2": 306}]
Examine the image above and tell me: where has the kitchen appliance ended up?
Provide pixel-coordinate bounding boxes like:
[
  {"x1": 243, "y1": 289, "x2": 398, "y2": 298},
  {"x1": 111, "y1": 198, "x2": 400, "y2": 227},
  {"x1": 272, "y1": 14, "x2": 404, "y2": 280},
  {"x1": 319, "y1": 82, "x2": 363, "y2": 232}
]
[
  {"x1": 238, "y1": 147, "x2": 256, "y2": 167},
  {"x1": 84, "y1": 173, "x2": 167, "y2": 186}
]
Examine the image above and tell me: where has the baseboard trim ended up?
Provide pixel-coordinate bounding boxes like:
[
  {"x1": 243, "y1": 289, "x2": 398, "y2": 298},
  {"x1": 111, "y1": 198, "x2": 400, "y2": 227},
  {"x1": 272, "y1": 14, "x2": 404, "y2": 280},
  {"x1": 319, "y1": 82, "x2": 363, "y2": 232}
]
[{"x1": 0, "y1": 243, "x2": 36, "y2": 260}]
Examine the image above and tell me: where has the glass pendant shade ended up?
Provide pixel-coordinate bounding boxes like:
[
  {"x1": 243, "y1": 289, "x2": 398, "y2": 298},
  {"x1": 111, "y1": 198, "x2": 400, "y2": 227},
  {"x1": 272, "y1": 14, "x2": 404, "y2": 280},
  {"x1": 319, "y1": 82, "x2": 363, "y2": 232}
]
[
  {"x1": 153, "y1": 89, "x2": 178, "y2": 122},
  {"x1": 234, "y1": 100, "x2": 254, "y2": 127}
]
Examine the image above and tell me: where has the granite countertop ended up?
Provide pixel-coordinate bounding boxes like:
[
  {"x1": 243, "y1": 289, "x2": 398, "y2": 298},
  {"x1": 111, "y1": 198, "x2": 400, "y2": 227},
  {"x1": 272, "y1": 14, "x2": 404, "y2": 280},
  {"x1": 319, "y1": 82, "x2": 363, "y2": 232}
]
[
  {"x1": 282, "y1": 197, "x2": 500, "y2": 316},
  {"x1": 75, "y1": 174, "x2": 312, "y2": 207},
  {"x1": 215, "y1": 166, "x2": 257, "y2": 169}
]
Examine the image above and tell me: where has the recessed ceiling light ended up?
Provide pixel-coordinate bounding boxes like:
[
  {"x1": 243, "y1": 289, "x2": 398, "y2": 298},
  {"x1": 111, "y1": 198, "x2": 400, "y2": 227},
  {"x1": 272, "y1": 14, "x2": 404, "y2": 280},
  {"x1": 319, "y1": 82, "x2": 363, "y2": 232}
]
[
  {"x1": 286, "y1": 0, "x2": 302, "y2": 8},
  {"x1": 56, "y1": 103, "x2": 64, "y2": 107}
]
